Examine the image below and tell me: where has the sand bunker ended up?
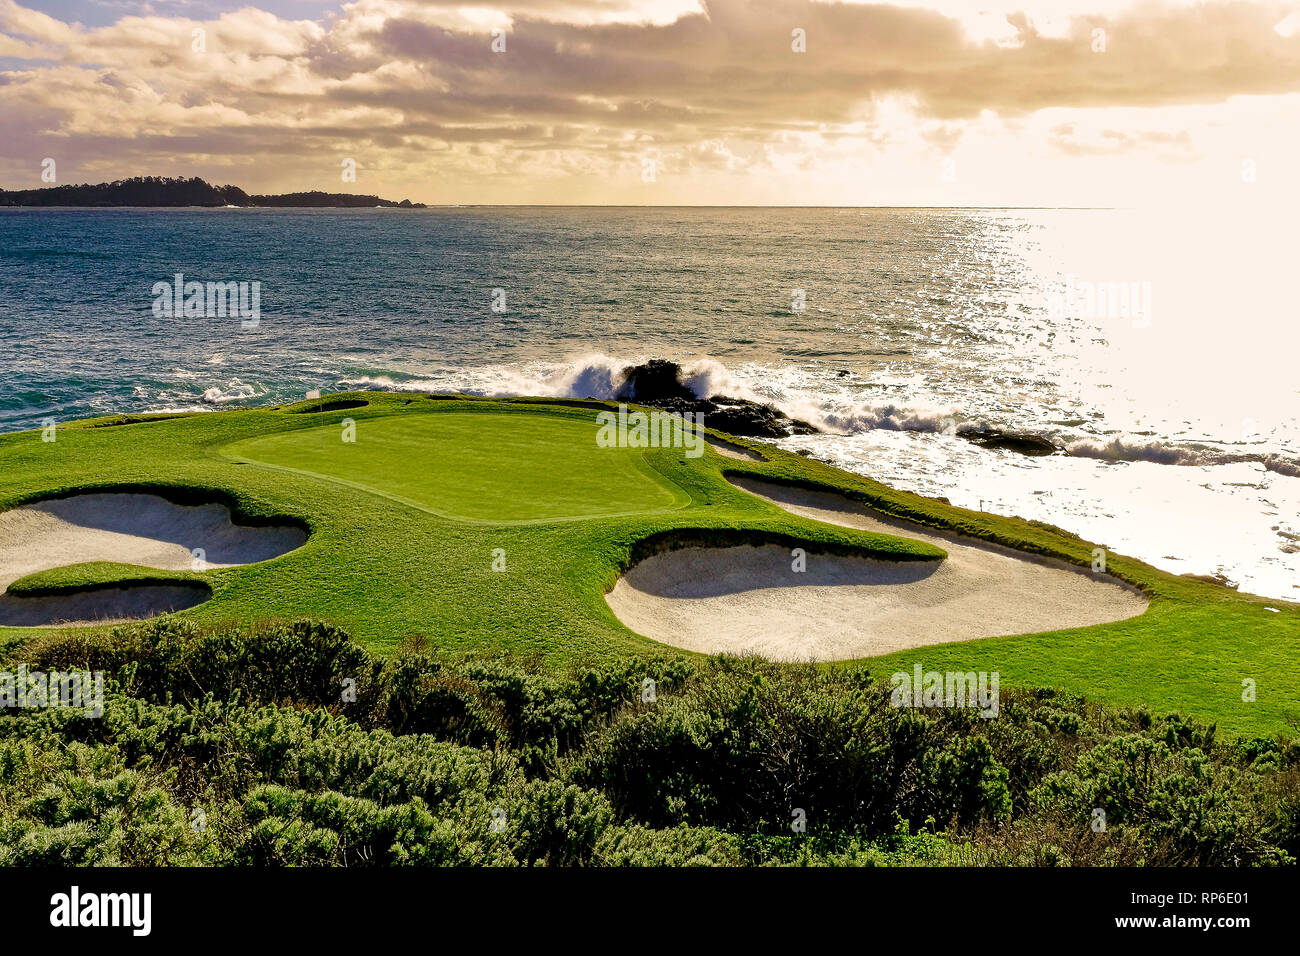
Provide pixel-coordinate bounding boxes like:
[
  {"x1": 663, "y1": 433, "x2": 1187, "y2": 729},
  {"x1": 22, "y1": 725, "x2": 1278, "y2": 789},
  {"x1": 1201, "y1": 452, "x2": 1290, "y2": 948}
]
[
  {"x1": 705, "y1": 436, "x2": 768, "y2": 461},
  {"x1": 0, "y1": 584, "x2": 211, "y2": 627},
  {"x1": 606, "y1": 477, "x2": 1148, "y2": 660},
  {"x1": 0, "y1": 492, "x2": 306, "y2": 627}
]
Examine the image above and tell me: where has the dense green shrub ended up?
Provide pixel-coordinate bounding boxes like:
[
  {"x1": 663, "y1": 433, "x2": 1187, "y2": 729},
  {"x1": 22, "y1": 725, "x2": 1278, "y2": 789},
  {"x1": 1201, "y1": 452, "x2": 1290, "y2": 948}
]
[{"x1": 1, "y1": 619, "x2": 1295, "y2": 867}]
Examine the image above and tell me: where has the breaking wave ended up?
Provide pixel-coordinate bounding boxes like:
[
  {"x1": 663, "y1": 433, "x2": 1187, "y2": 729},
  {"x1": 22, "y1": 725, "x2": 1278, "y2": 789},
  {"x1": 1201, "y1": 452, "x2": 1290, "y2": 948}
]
[
  {"x1": 1066, "y1": 436, "x2": 1300, "y2": 476},
  {"x1": 337, "y1": 353, "x2": 773, "y2": 406},
  {"x1": 200, "y1": 378, "x2": 264, "y2": 405},
  {"x1": 330, "y1": 354, "x2": 1300, "y2": 479},
  {"x1": 817, "y1": 403, "x2": 961, "y2": 435}
]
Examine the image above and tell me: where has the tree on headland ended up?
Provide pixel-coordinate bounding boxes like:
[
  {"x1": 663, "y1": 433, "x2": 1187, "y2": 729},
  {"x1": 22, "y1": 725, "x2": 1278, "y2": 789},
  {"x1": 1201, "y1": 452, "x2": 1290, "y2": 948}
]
[{"x1": 0, "y1": 176, "x2": 424, "y2": 208}]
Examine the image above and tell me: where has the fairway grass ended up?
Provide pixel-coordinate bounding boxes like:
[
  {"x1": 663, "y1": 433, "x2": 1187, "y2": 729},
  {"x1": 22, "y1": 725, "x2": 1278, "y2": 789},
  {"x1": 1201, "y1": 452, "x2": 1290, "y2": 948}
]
[{"x1": 1, "y1": 392, "x2": 1296, "y2": 737}]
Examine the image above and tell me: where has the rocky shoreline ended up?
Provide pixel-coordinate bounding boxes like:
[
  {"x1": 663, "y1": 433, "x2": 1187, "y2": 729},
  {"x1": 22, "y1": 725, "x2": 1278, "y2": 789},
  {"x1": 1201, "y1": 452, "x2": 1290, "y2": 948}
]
[
  {"x1": 610, "y1": 360, "x2": 818, "y2": 439},
  {"x1": 955, "y1": 425, "x2": 1059, "y2": 457},
  {"x1": 608, "y1": 359, "x2": 1062, "y2": 455}
]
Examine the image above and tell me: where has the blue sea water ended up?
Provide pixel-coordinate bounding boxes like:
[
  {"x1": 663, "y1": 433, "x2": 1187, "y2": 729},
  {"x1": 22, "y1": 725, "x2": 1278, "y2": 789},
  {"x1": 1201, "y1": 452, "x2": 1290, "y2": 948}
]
[
  {"x1": 2, "y1": 206, "x2": 1298, "y2": 598},
  {"x1": 2, "y1": 205, "x2": 1042, "y2": 421}
]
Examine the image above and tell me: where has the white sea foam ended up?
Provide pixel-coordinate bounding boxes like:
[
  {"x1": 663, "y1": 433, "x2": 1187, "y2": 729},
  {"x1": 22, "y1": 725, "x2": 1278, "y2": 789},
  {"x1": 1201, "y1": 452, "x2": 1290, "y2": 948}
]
[
  {"x1": 817, "y1": 402, "x2": 961, "y2": 436},
  {"x1": 1066, "y1": 436, "x2": 1300, "y2": 476},
  {"x1": 680, "y1": 358, "x2": 768, "y2": 404},
  {"x1": 200, "y1": 378, "x2": 262, "y2": 404}
]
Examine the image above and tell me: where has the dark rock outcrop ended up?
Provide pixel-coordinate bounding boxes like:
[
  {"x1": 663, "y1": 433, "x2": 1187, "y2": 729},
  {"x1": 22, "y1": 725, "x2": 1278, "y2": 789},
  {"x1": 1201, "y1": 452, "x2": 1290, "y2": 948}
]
[
  {"x1": 957, "y1": 425, "x2": 1058, "y2": 457},
  {"x1": 708, "y1": 398, "x2": 818, "y2": 438},
  {"x1": 613, "y1": 360, "x2": 819, "y2": 438},
  {"x1": 614, "y1": 359, "x2": 696, "y2": 403}
]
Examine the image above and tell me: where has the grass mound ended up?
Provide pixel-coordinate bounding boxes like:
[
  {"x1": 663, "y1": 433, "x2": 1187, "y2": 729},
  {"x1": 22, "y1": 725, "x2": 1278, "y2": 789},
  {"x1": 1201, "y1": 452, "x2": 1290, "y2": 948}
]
[
  {"x1": 287, "y1": 399, "x2": 371, "y2": 414},
  {"x1": 5, "y1": 563, "x2": 205, "y2": 597},
  {"x1": 224, "y1": 411, "x2": 693, "y2": 523}
]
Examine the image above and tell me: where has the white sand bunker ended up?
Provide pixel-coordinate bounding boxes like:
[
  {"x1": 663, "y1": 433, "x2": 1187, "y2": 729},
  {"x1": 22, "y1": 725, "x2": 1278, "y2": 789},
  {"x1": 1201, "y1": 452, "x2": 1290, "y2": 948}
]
[
  {"x1": 705, "y1": 436, "x2": 768, "y2": 461},
  {"x1": 0, "y1": 584, "x2": 212, "y2": 628},
  {"x1": 0, "y1": 493, "x2": 306, "y2": 627},
  {"x1": 606, "y1": 477, "x2": 1148, "y2": 661}
]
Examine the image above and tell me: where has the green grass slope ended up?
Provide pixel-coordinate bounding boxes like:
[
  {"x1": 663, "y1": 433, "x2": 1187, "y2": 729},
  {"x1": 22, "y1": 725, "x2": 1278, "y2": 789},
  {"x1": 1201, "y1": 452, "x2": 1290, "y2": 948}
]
[
  {"x1": 224, "y1": 410, "x2": 689, "y2": 522},
  {"x1": 0, "y1": 393, "x2": 1295, "y2": 737}
]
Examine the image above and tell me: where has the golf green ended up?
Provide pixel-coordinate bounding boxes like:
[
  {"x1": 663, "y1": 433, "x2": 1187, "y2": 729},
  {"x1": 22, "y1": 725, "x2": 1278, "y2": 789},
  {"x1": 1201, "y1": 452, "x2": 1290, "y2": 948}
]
[{"x1": 223, "y1": 411, "x2": 689, "y2": 523}]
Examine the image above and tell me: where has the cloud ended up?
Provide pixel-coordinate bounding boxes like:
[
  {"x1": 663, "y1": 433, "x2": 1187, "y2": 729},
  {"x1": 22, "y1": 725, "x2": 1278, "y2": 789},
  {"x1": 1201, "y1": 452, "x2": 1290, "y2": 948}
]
[{"x1": 2, "y1": 0, "x2": 1300, "y2": 203}]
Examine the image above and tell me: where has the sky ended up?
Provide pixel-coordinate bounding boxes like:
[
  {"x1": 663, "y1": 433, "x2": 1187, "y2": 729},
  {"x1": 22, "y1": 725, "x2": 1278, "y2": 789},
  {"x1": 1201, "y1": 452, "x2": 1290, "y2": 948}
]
[{"x1": 3, "y1": 0, "x2": 1300, "y2": 204}]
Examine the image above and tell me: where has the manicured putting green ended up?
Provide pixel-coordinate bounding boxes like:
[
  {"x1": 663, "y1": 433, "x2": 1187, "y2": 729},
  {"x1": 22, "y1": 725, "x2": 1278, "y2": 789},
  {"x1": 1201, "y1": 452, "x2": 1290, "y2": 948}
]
[{"x1": 223, "y1": 411, "x2": 689, "y2": 523}]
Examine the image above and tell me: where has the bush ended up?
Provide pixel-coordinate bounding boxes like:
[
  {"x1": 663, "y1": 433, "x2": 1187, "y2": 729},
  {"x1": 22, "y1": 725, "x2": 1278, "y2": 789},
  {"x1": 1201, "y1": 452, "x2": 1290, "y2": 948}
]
[{"x1": 1, "y1": 619, "x2": 1295, "y2": 867}]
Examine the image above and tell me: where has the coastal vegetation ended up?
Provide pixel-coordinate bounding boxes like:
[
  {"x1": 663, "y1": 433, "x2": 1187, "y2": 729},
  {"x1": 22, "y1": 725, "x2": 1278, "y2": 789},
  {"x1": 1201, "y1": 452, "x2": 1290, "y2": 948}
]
[
  {"x1": 1, "y1": 619, "x2": 1296, "y2": 866},
  {"x1": 0, "y1": 176, "x2": 426, "y2": 208}
]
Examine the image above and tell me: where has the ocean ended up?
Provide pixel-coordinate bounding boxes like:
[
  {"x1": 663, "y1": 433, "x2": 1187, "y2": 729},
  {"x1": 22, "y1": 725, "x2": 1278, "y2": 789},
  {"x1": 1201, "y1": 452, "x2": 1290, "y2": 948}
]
[{"x1": 2, "y1": 205, "x2": 1297, "y2": 600}]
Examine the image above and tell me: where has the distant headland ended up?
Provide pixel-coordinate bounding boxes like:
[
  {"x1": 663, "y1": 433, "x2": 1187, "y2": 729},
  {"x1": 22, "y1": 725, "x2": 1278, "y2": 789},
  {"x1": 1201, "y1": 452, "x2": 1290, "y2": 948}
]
[{"x1": 0, "y1": 176, "x2": 427, "y2": 208}]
